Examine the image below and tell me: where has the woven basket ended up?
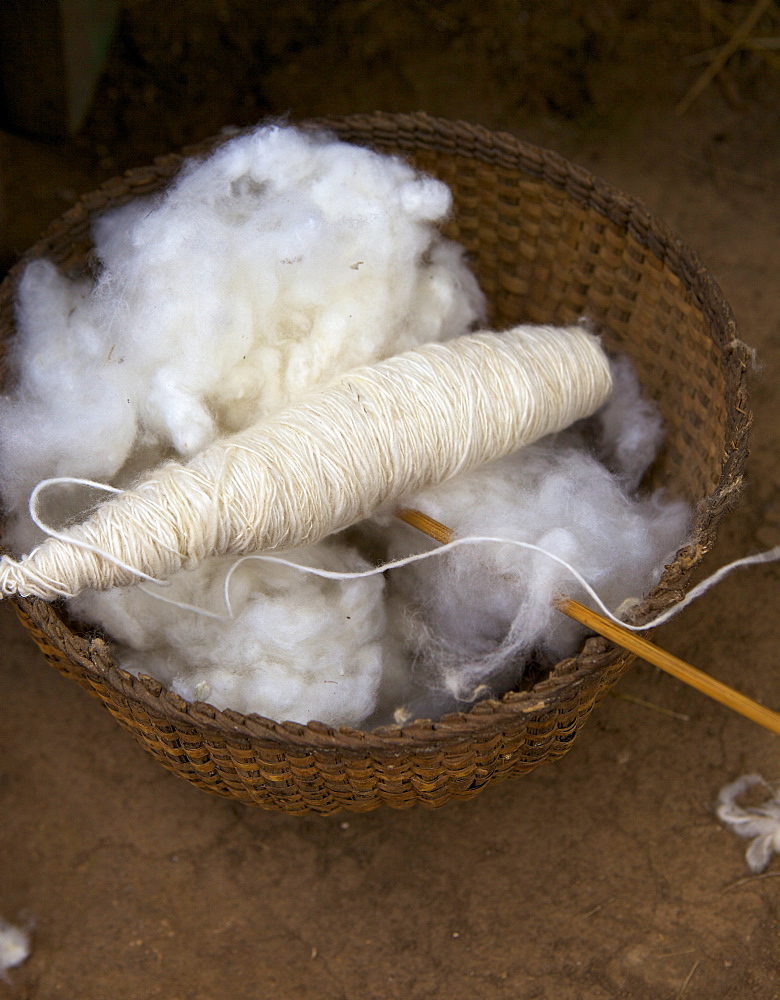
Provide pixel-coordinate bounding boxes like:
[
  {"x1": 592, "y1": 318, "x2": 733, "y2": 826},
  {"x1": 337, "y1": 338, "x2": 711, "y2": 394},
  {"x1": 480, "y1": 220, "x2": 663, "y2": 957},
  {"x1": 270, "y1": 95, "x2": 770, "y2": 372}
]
[{"x1": 0, "y1": 112, "x2": 751, "y2": 814}]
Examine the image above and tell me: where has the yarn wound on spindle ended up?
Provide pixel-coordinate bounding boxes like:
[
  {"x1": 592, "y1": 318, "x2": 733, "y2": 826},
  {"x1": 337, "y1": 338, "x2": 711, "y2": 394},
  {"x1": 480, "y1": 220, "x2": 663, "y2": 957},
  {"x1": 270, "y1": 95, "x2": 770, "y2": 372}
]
[{"x1": 0, "y1": 323, "x2": 613, "y2": 601}]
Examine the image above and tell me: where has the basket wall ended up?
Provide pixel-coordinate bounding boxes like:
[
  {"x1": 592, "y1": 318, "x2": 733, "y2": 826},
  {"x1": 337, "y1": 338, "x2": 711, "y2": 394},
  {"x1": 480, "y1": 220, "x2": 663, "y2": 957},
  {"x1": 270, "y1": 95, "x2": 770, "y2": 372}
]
[{"x1": 0, "y1": 112, "x2": 751, "y2": 814}]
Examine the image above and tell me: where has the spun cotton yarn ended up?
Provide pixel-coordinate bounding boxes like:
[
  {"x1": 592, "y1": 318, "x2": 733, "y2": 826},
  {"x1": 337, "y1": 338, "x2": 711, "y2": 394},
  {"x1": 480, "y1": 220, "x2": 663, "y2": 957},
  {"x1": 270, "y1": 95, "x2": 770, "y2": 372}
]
[
  {"x1": 0, "y1": 123, "x2": 485, "y2": 553},
  {"x1": 0, "y1": 324, "x2": 613, "y2": 601},
  {"x1": 65, "y1": 354, "x2": 684, "y2": 730},
  {"x1": 84, "y1": 359, "x2": 684, "y2": 727}
]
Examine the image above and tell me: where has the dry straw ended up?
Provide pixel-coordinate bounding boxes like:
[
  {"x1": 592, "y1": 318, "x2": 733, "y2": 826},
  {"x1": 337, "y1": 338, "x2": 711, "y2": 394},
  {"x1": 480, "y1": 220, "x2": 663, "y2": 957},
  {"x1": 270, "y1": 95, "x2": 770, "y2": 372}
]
[{"x1": 0, "y1": 113, "x2": 753, "y2": 813}]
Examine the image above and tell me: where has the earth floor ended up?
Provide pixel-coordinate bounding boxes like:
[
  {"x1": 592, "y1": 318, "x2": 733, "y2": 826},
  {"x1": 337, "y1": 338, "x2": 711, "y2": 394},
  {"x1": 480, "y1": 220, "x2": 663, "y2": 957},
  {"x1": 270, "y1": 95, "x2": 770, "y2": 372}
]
[{"x1": 1, "y1": 4, "x2": 779, "y2": 997}]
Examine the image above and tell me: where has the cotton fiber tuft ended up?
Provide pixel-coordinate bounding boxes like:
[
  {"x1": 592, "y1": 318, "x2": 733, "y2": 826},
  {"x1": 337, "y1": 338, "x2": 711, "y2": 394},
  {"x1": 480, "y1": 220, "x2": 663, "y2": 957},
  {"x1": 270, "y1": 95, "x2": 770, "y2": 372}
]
[
  {"x1": 379, "y1": 413, "x2": 689, "y2": 718},
  {"x1": 0, "y1": 123, "x2": 484, "y2": 553},
  {"x1": 0, "y1": 918, "x2": 31, "y2": 981},
  {"x1": 71, "y1": 542, "x2": 406, "y2": 728},
  {"x1": 374, "y1": 356, "x2": 688, "y2": 718}
]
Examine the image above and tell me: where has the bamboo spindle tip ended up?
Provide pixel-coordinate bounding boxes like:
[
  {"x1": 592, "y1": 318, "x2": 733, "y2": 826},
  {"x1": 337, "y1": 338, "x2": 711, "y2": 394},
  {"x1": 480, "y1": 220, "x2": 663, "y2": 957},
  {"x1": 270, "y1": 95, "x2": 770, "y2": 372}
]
[{"x1": 395, "y1": 508, "x2": 780, "y2": 737}]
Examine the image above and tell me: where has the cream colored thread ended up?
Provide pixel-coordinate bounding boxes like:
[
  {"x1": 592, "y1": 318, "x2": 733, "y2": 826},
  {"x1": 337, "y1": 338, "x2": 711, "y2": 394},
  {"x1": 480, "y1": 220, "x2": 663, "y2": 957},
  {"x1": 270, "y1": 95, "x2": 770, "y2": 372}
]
[
  {"x1": 21, "y1": 480, "x2": 780, "y2": 632},
  {"x1": 0, "y1": 325, "x2": 612, "y2": 601},
  {"x1": 27, "y1": 478, "x2": 169, "y2": 587},
  {"x1": 213, "y1": 537, "x2": 779, "y2": 632},
  {"x1": 130, "y1": 536, "x2": 780, "y2": 638},
  {"x1": 217, "y1": 539, "x2": 622, "y2": 622}
]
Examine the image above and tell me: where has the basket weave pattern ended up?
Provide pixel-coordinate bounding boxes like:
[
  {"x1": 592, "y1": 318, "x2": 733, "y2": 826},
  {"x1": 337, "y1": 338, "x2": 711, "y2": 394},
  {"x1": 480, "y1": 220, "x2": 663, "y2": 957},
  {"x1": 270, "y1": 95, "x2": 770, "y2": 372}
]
[{"x1": 0, "y1": 113, "x2": 751, "y2": 813}]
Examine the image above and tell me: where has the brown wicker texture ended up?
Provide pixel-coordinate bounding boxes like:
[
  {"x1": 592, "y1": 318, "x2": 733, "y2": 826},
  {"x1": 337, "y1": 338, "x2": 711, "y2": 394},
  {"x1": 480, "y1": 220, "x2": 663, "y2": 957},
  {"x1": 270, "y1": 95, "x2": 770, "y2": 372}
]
[{"x1": 0, "y1": 112, "x2": 752, "y2": 814}]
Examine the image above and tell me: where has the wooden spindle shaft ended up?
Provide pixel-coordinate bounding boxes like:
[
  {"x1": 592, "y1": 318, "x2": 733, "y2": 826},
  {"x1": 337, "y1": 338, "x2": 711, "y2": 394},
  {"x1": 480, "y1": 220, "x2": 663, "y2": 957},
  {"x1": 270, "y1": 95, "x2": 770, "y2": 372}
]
[{"x1": 558, "y1": 597, "x2": 780, "y2": 736}]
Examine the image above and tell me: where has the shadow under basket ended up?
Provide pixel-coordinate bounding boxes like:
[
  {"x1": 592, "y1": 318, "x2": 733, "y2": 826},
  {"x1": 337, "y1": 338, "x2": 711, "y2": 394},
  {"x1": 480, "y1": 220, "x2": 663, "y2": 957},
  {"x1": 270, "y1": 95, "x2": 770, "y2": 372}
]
[{"x1": 0, "y1": 112, "x2": 752, "y2": 814}]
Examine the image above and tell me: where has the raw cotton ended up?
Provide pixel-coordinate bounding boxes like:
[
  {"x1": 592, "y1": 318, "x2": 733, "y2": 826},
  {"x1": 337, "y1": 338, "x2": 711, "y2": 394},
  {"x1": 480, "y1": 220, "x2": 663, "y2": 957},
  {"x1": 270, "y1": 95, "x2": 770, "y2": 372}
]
[
  {"x1": 586, "y1": 353, "x2": 665, "y2": 492},
  {"x1": 0, "y1": 918, "x2": 31, "y2": 982},
  {"x1": 0, "y1": 123, "x2": 485, "y2": 555},
  {"x1": 0, "y1": 122, "x2": 488, "y2": 727},
  {"x1": 376, "y1": 357, "x2": 690, "y2": 719},
  {"x1": 717, "y1": 774, "x2": 780, "y2": 873},
  {"x1": 72, "y1": 541, "x2": 407, "y2": 728}
]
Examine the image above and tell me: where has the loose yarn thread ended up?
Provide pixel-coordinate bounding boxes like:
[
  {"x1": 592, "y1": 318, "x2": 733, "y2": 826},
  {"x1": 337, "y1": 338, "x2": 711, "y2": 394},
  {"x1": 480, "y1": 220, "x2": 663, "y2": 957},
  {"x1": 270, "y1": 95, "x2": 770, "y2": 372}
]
[
  {"x1": 0, "y1": 324, "x2": 612, "y2": 602},
  {"x1": 189, "y1": 535, "x2": 779, "y2": 635},
  {"x1": 717, "y1": 774, "x2": 780, "y2": 873},
  {"x1": 23, "y1": 484, "x2": 780, "y2": 640}
]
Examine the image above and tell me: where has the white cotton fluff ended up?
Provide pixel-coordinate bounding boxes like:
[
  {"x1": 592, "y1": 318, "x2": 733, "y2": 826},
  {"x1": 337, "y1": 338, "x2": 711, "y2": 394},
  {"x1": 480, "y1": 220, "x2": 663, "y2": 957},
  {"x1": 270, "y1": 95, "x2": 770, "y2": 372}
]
[
  {"x1": 717, "y1": 774, "x2": 780, "y2": 873},
  {"x1": 378, "y1": 364, "x2": 690, "y2": 717},
  {"x1": 71, "y1": 541, "x2": 406, "y2": 729},
  {"x1": 0, "y1": 918, "x2": 31, "y2": 981},
  {"x1": 0, "y1": 123, "x2": 485, "y2": 554},
  {"x1": 590, "y1": 354, "x2": 665, "y2": 491}
]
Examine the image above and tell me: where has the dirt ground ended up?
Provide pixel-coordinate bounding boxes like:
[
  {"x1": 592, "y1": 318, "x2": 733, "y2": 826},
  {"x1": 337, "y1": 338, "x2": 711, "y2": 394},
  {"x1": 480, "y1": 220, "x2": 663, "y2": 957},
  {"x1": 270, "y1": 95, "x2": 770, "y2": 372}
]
[{"x1": 1, "y1": 3, "x2": 779, "y2": 998}]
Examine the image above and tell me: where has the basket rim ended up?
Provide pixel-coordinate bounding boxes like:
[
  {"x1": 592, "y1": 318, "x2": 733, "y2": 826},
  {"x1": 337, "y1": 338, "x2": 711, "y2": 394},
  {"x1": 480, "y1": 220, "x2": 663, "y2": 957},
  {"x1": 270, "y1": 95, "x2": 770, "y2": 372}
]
[
  {"x1": 2, "y1": 110, "x2": 753, "y2": 753},
  {"x1": 14, "y1": 591, "x2": 629, "y2": 752}
]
